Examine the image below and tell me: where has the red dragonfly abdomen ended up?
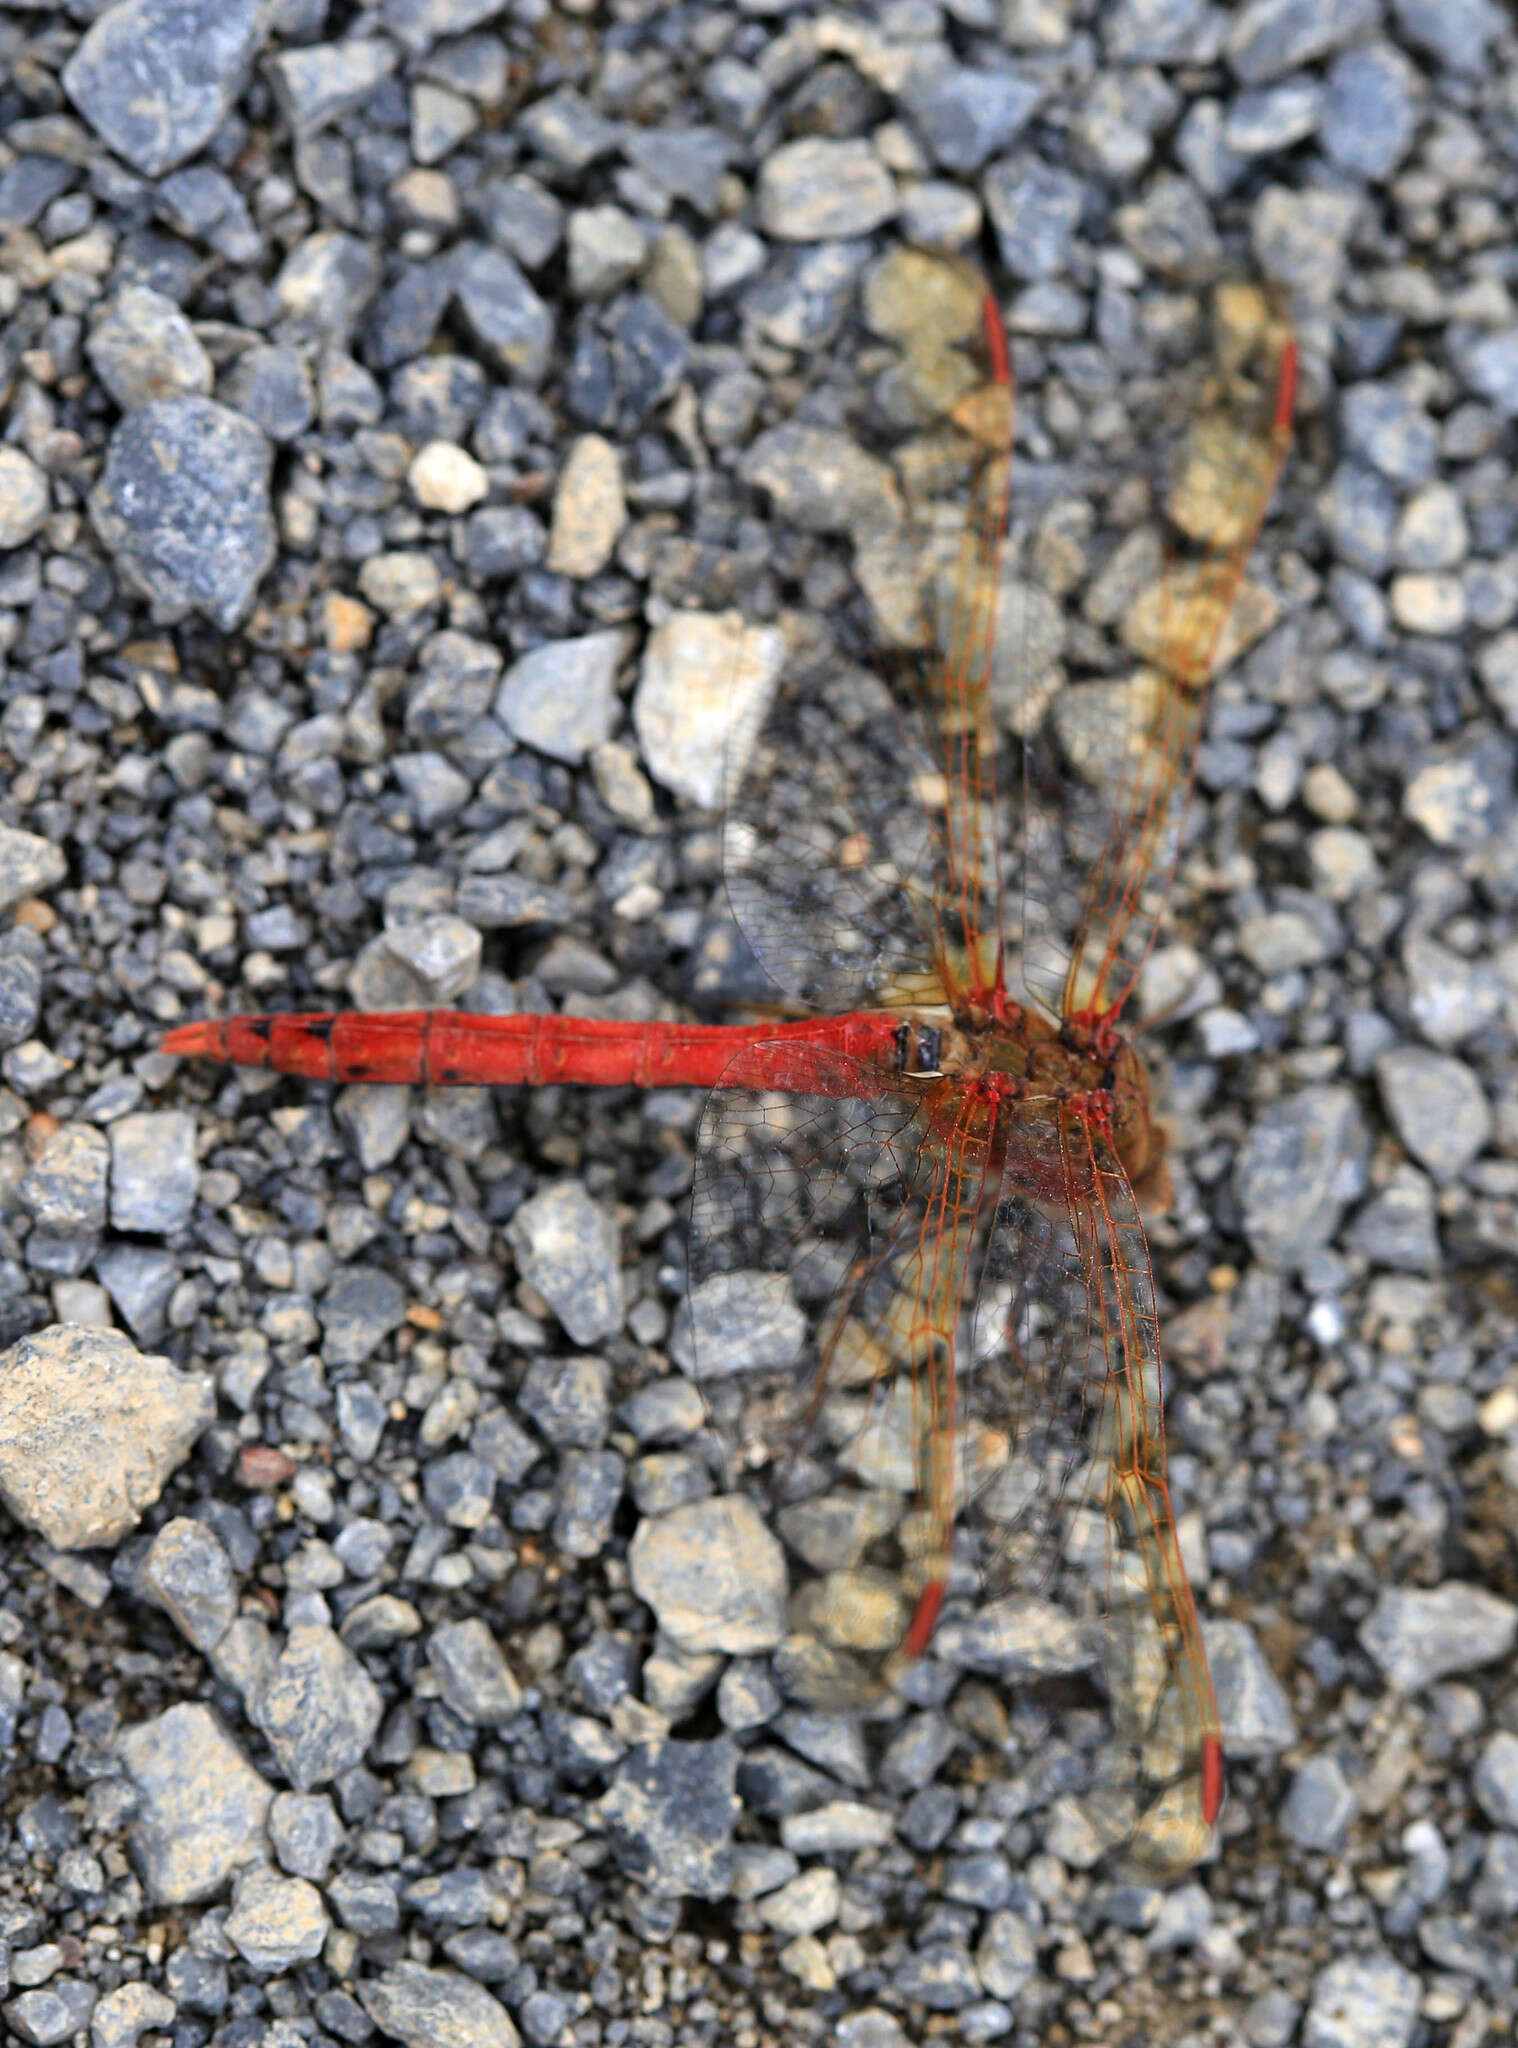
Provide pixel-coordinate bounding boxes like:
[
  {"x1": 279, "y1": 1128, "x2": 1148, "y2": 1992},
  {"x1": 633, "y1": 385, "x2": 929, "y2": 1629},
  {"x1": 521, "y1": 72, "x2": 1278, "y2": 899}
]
[{"x1": 161, "y1": 1009, "x2": 913, "y2": 1095}]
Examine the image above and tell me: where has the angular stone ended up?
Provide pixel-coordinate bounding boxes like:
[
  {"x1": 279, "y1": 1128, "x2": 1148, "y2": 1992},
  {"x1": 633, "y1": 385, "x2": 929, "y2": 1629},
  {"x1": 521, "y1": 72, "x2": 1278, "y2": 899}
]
[
  {"x1": 89, "y1": 399, "x2": 274, "y2": 630},
  {"x1": 0, "y1": 1326, "x2": 213, "y2": 1549},
  {"x1": 757, "y1": 139, "x2": 896, "y2": 241},
  {"x1": 119, "y1": 1703, "x2": 271, "y2": 1904},
  {"x1": 629, "y1": 1496, "x2": 787, "y2": 1655},
  {"x1": 63, "y1": 0, "x2": 262, "y2": 178},
  {"x1": 634, "y1": 611, "x2": 786, "y2": 810}
]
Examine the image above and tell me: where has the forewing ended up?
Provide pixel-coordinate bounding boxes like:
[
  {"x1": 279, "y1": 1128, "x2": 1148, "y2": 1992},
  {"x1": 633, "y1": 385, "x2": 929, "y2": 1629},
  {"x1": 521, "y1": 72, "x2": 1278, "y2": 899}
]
[
  {"x1": 724, "y1": 261, "x2": 1015, "y2": 1013},
  {"x1": 1048, "y1": 289, "x2": 1297, "y2": 1025},
  {"x1": 723, "y1": 657, "x2": 960, "y2": 1012},
  {"x1": 685, "y1": 1043, "x2": 996, "y2": 1703},
  {"x1": 964, "y1": 1107, "x2": 1220, "y2": 1875}
]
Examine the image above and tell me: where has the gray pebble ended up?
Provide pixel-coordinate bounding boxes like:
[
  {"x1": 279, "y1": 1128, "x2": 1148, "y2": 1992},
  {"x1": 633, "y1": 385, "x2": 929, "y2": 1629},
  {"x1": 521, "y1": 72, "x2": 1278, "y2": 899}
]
[
  {"x1": 6, "y1": 1977, "x2": 97, "y2": 2045},
  {"x1": 86, "y1": 285, "x2": 212, "y2": 408},
  {"x1": 471, "y1": 1405, "x2": 540, "y2": 1485},
  {"x1": 1223, "y1": 80, "x2": 1321, "y2": 155},
  {"x1": 329, "y1": 1870, "x2": 401, "y2": 1938},
  {"x1": 553, "y1": 1447, "x2": 625, "y2": 1559},
  {"x1": 89, "y1": 399, "x2": 274, "y2": 630},
  {"x1": 1343, "y1": 1166, "x2": 1440, "y2": 1272},
  {"x1": 899, "y1": 179, "x2": 983, "y2": 251},
  {"x1": 336, "y1": 1382, "x2": 387, "y2": 1465},
  {"x1": 977, "y1": 1910, "x2": 1037, "y2": 2001},
  {"x1": 462, "y1": 504, "x2": 545, "y2": 580},
  {"x1": 1319, "y1": 462, "x2": 1397, "y2": 577},
  {"x1": 630, "y1": 1450, "x2": 711, "y2": 1516},
  {"x1": 1251, "y1": 186, "x2": 1357, "y2": 304},
  {"x1": 757, "y1": 138, "x2": 896, "y2": 241},
  {"x1": 1119, "y1": 171, "x2": 1223, "y2": 280},
  {"x1": 246, "y1": 1624, "x2": 383, "y2": 1789},
  {"x1": 275, "y1": 228, "x2": 383, "y2": 339},
  {"x1": 1341, "y1": 382, "x2": 1438, "y2": 487},
  {"x1": 518, "y1": 1354, "x2": 611, "y2": 1450},
  {"x1": 670, "y1": 1269, "x2": 805, "y2": 1381},
  {"x1": 360, "y1": 1962, "x2": 520, "y2": 2048},
  {"x1": 598, "y1": 1738, "x2": 740, "y2": 1899},
  {"x1": 0, "y1": 827, "x2": 65, "y2": 913},
  {"x1": 156, "y1": 161, "x2": 260, "y2": 263},
  {"x1": 634, "y1": 611, "x2": 786, "y2": 811},
  {"x1": 1403, "y1": 737, "x2": 1512, "y2": 848},
  {"x1": 119, "y1": 1702, "x2": 271, "y2": 1905},
  {"x1": 218, "y1": 343, "x2": 314, "y2": 442},
  {"x1": 140, "y1": 1517, "x2": 237, "y2": 1652},
  {"x1": 451, "y1": 244, "x2": 554, "y2": 385},
  {"x1": 268, "y1": 1791, "x2": 342, "y2": 1880},
  {"x1": 1359, "y1": 1582, "x2": 1518, "y2": 1690},
  {"x1": 1321, "y1": 44, "x2": 1419, "y2": 180},
  {"x1": 1478, "y1": 629, "x2": 1518, "y2": 728},
  {"x1": 567, "y1": 206, "x2": 645, "y2": 301},
  {"x1": 1376, "y1": 1045, "x2": 1492, "y2": 1181},
  {"x1": 519, "y1": 84, "x2": 621, "y2": 173},
  {"x1": 1234, "y1": 1085, "x2": 1370, "y2": 1267},
  {"x1": 1301, "y1": 1953, "x2": 1421, "y2": 2048},
  {"x1": 1472, "y1": 1730, "x2": 1518, "y2": 1828},
  {"x1": 623, "y1": 125, "x2": 728, "y2": 214},
  {"x1": 495, "y1": 629, "x2": 624, "y2": 766},
  {"x1": 1390, "y1": 0, "x2": 1504, "y2": 72},
  {"x1": 18, "y1": 1124, "x2": 108, "y2": 1243},
  {"x1": 265, "y1": 36, "x2": 396, "y2": 134},
  {"x1": 1226, "y1": 0, "x2": 1378, "y2": 83},
  {"x1": 1207, "y1": 1618, "x2": 1298, "y2": 1754},
  {"x1": 891, "y1": 1945, "x2": 981, "y2": 2011},
  {"x1": 412, "y1": 81, "x2": 477, "y2": 165},
  {"x1": 880, "y1": 1711, "x2": 959, "y2": 1795},
  {"x1": 94, "y1": 1244, "x2": 179, "y2": 1345},
  {"x1": 320, "y1": 1266, "x2": 408, "y2": 1367},
  {"x1": 109, "y1": 1110, "x2": 197, "y2": 1234},
  {"x1": 62, "y1": 0, "x2": 261, "y2": 177},
  {"x1": 620, "y1": 1379, "x2": 705, "y2": 1449},
  {"x1": 474, "y1": 184, "x2": 559, "y2": 289},
  {"x1": 903, "y1": 67, "x2": 1042, "y2": 175},
  {"x1": 1278, "y1": 1755, "x2": 1357, "y2": 1851},
  {"x1": 743, "y1": 423, "x2": 899, "y2": 537},
  {"x1": 423, "y1": 1450, "x2": 496, "y2": 1529},
  {"x1": 507, "y1": 1182, "x2": 621, "y2": 1345},
  {"x1": 1458, "y1": 329, "x2": 1518, "y2": 418},
  {"x1": 1403, "y1": 930, "x2": 1501, "y2": 1048},
  {"x1": 428, "y1": 1618, "x2": 523, "y2": 1725},
  {"x1": 984, "y1": 157, "x2": 1085, "y2": 280},
  {"x1": 932, "y1": 1596, "x2": 1091, "y2": 1681},
  {"x1": 454, "y1": 873, "x2": 573, "y2": 930}
]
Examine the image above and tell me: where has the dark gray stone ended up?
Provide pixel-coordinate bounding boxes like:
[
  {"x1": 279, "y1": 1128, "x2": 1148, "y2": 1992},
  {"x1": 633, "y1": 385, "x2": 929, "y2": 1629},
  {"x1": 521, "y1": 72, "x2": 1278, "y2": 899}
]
[
  {"x1": 89, "y1": 399, "x2": 274, "y2": 629},
  {"x1": 62, "y1": 0, "x2": 262, "y2": 178},
  {"x1": 598, "y1": 1739, "x2": 740, "y2": 1900}
]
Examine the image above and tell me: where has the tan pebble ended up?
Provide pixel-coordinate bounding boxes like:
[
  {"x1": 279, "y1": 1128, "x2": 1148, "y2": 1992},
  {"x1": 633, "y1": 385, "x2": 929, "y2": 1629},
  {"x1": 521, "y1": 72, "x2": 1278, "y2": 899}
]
[
  {"x1": 409, "y1": 439, "x2": 488, "y2": 513},
  {"x1": 546, "y1": 434, "x2": 626, "y2": 579},
  {"x1": 318, "y1": 591, "x2": 374, "y2": 653}
]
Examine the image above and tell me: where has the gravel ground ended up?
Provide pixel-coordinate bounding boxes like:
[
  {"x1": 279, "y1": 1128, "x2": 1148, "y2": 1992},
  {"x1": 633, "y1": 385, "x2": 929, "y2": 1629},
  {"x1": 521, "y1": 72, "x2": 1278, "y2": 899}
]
[{"x1": 2, "y1": 1, "x2": 1518, "y2": 2045}]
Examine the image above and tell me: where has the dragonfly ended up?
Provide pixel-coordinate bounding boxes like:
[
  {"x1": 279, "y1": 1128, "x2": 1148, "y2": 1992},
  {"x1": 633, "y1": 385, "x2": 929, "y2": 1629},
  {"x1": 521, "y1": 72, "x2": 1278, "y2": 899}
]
[{"x1": 164, "y1": 261, "x2": 1296, "y2": 1873}]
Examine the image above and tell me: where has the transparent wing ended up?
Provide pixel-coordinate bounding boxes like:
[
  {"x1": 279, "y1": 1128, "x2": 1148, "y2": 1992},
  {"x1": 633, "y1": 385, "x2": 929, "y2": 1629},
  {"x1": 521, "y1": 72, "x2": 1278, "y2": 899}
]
[
  {"x1": 724, "y1": 258, "x2": 1015, "y2": 1014},
  {"x1": 966, "y1": 1106, "x2": 1221, "y2": 1875},
  {"x1": 684, "y1": 1043, "x2": 997, "y2": 1706},
  {"x1": 1038, "y1": 287, "x2": 1297, "y2": 1026}
]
